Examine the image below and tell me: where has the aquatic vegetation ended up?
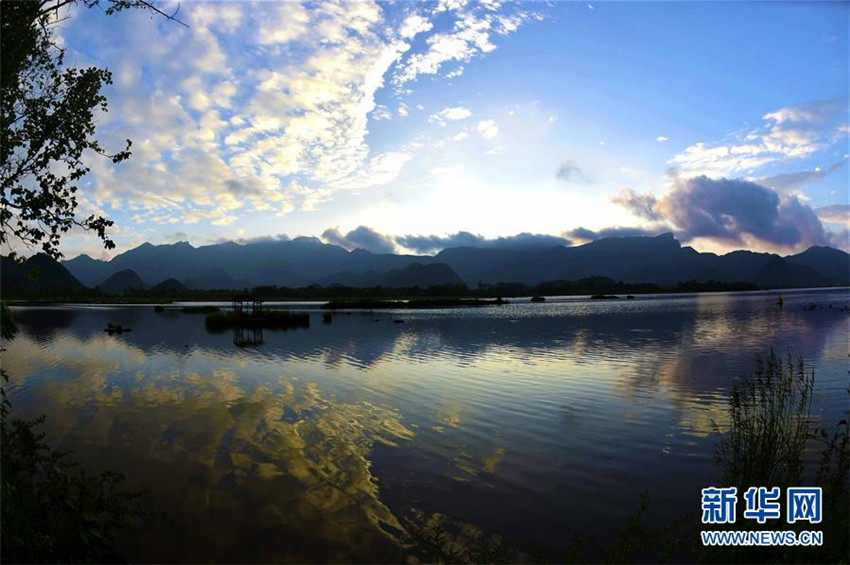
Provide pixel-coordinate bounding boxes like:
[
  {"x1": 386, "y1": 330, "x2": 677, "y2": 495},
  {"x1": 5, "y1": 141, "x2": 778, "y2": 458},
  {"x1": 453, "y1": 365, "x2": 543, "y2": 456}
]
[
  {"x1": 714, "y1": 350, "x2": 812, "y2": 490},
  {"x1": 1, "y1": 302, "x2": 17, "y2": 340},
  {"x1": 705, "y1": 351, "x2": 849, "y2": 563}
]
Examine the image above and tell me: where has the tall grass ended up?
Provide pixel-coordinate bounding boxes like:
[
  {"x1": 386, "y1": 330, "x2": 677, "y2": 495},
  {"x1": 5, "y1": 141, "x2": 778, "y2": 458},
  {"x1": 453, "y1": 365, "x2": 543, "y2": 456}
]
[
  {"x1": 708, "y1": 350, "x2": 849, "y2": 563},
  {"x1": 714, "y1": 350, "x2": 813, "y2": 491}
]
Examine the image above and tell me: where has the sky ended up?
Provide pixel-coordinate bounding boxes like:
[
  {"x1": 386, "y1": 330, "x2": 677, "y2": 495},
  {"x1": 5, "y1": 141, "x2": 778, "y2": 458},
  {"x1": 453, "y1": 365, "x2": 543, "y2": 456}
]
[{"x1": 51, "y1": 0, "x2": 848, "y2": 258}]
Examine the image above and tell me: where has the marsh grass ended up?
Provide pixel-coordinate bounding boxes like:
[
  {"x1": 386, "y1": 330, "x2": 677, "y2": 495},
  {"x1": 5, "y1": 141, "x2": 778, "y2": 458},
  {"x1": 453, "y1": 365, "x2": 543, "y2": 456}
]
[
  {"x1": 713, "y1": 350, "x2": 813, "y2": 491},
  {"x1": 705, "y1": 350, "x2": 849, "y2": 563},
  {"x1": 1, "y1": 301, "x2": 17, "y2": 339}
]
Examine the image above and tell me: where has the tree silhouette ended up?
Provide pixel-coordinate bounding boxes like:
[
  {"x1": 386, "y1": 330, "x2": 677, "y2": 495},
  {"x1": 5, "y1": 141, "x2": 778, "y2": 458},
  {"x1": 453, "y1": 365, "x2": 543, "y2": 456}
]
[{"x1": 0, "y1": 0, "x2": 185, "y2": 260}]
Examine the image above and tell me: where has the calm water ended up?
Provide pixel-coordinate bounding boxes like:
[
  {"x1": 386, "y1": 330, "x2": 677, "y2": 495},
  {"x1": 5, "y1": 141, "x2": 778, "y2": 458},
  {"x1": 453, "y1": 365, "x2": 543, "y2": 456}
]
[{"x1": 3, "y1": 289, "x2": 848, "y2": 562}]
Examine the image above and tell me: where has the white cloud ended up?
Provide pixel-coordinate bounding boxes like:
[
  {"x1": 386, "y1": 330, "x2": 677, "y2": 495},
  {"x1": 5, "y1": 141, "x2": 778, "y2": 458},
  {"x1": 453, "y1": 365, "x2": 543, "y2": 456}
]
[
  {"x1": 328, "y1": 150, "x2": 414, "y2": 191},
  {"x1": 429, "y1": 106, "x2": 473, "y2": 124},
  {"x1": 655, "y1": 136, "x2": 668, "y2": 142},
  {"x1": 445, "y1": 66, "x2": 465, "y2": 79},
  {"x1": 393, "y1": 2, "x2": 542, "y2": 85},
  {"x1": 477, "y1": 119, "x2": 499, "y2": 139},
  {"x1": 399, "y1": 13, "x2": 433, "y2": 39},
  {"x1": 51, "y1": 0, "x2": 548, "y2": 253},
  {"x1": 670, "y1": 100, "x2": 848, "y2": 177},
  {"x1": 372, "y1": 104, "x2": 392, "y2": 121},
  {"x1": 257, "y1": 3, "x2": 311, "y2": 44}
]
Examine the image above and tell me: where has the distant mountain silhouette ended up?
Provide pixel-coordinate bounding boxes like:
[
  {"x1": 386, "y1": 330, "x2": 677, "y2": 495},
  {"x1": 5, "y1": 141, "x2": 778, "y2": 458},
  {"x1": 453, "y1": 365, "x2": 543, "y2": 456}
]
[
  {"x1": 183, "y1": 268, "x2": 250, "y2": 290},
  {"x1": 55, "y1": 233, "x2": 849, "y2": 291},
  {"x1": 320, "y1": 262, "x2": 464, "y2": 288},
  {"x1": 149, "y1": 278, "x2": 189, "y2": 296},
  {"x1": 378, "y1": 262, "x2": 464, "y2": 287},
  {"x1": 1, "y1": 254, "x2": 86, "y2": 295},
  {"x1": 785, "y1": 246, "x2": 850, "y2": 286},
  {"x1": 61, "y1": 253, "x2": 113, "y2": 287},
  {"x1": 755, "y1": 256, "x2": 824, "y2": 288},
  {"x1": 97, "y1": 269, "x2": 148, "y2": 295}
]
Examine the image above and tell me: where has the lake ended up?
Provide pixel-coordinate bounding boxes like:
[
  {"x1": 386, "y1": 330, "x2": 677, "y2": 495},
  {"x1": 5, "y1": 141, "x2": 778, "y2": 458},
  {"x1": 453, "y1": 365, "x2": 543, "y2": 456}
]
[{"x1": 3, "y1": 288, "x2": 848, "y2": 562}]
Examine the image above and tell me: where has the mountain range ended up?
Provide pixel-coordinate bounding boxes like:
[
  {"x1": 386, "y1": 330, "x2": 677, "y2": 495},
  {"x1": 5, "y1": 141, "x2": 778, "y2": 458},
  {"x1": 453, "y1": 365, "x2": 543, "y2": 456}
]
[{"x1": 2, "y1": 234, "x2": 847, "y2": 295}]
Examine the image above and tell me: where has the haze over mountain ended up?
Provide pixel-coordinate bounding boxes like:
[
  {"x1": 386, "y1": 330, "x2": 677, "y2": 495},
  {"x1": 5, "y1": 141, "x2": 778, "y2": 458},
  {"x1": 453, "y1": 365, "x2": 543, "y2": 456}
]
[{"x1": 55, "y1": 234, "x2": 849, "y2": 292}]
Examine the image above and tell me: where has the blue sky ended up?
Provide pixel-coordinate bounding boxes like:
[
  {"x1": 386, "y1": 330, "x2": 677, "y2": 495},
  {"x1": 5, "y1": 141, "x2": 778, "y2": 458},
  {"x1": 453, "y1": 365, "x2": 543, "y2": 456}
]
[{"x1": 54, "y1": 0, "x2": 848, "y2": 258}]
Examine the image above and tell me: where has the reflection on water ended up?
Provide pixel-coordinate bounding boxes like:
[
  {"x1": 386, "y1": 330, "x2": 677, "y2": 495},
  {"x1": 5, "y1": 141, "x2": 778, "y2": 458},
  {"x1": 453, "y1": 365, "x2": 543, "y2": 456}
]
[
  {"x1": 3, "y1": 289, "x2": 848, "y2": 561},
  {"x1": 233, "y1": 325, "x2": 264, "y2": 347}
]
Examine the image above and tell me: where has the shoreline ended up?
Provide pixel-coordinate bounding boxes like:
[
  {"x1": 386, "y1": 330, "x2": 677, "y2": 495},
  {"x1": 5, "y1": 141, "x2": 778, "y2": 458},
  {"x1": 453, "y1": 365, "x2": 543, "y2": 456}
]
[{"x1": 4, "y1": 285, "x2": 847, "y2": 308}]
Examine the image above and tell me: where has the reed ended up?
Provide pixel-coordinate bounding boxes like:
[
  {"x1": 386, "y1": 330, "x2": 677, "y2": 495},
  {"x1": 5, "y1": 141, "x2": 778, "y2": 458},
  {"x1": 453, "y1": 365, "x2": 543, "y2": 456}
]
[{"x1": 714, "y1": 350, "x2": 813, "y2": 491}]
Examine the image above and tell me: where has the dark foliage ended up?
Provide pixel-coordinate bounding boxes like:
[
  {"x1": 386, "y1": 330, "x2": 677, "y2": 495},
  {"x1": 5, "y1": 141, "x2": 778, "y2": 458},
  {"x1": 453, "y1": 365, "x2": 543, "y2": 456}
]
[
  {"x1": 1, "y1": 301, "x2": 150, "y2": 563},
  {"x1": 1, "y1": 0, "x2": 183, "y2": 260}
]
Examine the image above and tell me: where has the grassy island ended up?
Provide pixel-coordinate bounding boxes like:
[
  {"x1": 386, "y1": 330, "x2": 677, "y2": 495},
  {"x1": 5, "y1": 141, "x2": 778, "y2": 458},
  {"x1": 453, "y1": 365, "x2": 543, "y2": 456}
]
[
  {"x1": 204, "y1": 310, "x2": 310, "y2": 331},
  {"x1": 321, "y1": 297, "x2": 509, "y2": 310},
  {"x1": 181, "y1": 305, "x2": 221, "y2": 314}
]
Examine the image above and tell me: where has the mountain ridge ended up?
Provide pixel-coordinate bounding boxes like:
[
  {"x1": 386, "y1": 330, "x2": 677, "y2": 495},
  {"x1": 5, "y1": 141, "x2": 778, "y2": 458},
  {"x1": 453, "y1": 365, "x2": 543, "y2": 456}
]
[{"x1": 47, "y1": 233, "x2": 850, "y2": 292}]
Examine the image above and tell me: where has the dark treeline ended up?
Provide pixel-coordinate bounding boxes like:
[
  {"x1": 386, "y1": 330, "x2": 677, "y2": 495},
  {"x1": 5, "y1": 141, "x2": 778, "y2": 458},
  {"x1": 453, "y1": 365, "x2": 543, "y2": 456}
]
[{"x1": 5, "y1": 276, "x2": 763, "y2": 303}]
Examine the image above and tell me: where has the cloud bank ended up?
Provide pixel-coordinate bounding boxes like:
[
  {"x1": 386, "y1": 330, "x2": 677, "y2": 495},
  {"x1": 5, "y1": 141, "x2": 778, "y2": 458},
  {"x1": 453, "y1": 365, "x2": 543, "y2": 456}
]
[
  {"x1": 395, "y1": 231, "x2": 570, "y2": 254},
  {"x1": 566, "y1": 226, "x2": 659, "y2": 243},
  {"x1": 321, "y1": 226, "x2": 397, "y2": 254},
  {"x1": 318, "y1": 227, "x2": 571, "y2": 254},
  {"x1": 613, "y1": 176, "x2": 834, "y2": 251}
]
